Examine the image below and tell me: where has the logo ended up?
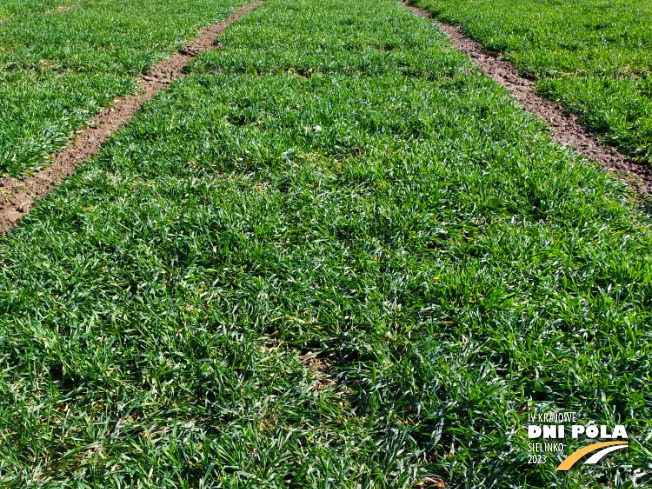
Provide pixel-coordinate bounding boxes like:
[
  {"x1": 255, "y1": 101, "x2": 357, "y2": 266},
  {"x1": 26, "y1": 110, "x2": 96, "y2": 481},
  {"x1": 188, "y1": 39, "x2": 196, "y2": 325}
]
[
  {"x1": 524, "y1": 409, "x2": 629, "y2": 470},
  {"x1": 556, "y1": 441, "x2": 628, "y2": 470}
]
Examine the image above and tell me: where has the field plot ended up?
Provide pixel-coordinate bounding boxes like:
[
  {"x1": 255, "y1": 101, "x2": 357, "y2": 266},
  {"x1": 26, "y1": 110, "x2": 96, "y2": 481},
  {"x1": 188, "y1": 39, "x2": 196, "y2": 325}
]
[
  {"x1": 411, "y1": 0, "x2": 652, "y2": 165},
  {"x1": 0, "y1": 0, "x2": 247, "y2": 177},
  {"x1": 1, "y1": 0, "x2": 652, "y2": 487}
]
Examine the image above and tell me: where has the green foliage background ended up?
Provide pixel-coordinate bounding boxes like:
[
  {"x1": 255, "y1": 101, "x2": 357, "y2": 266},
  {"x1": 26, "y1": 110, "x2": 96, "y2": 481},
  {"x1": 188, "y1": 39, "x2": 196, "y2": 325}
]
[{"x1": 0, "y1": 0, "x2": 651, "y2": 487}]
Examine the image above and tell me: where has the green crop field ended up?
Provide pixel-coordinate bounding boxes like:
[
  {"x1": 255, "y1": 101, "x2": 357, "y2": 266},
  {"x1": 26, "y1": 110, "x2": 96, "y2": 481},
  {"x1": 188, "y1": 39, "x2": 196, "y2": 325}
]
[
  {"x1": 0, "y1": 0, "x2": 248, "y2": 177},
  {"x1": 411, "y1": 0, "x2": 652, "y2": 165},
  {"x1": 1, "y1": 0, "x2": 652, "y2": 487}
]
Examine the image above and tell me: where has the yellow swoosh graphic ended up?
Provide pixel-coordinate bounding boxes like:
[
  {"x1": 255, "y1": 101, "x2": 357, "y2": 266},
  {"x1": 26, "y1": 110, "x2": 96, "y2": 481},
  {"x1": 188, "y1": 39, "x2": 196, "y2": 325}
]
[{"x1": 557, "y1": 441, "x2": 628, "y2": 470}]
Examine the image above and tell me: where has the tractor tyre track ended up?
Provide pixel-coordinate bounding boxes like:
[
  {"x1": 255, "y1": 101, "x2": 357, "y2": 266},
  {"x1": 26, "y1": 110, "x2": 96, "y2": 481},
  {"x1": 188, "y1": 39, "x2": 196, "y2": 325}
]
[
  {"x1": 403, "y1": 1, "x2": 652, "y2": 198},
  {"x1": 0, "y1": 0, "x2": 264, "y2": 234}
]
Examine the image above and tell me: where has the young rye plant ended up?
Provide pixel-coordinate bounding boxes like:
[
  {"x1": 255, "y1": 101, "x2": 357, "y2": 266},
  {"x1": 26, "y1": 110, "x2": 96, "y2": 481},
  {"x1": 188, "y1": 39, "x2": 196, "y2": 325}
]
[{"x1": 0, "y1": 0, "x2": 651, "y2": 487}]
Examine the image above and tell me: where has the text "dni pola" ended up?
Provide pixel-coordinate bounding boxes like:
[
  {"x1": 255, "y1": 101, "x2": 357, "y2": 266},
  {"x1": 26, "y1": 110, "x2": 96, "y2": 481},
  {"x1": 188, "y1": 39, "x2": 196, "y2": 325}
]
[{"x1": 528, "y1": 425, "x2": 628, "y2": 439}]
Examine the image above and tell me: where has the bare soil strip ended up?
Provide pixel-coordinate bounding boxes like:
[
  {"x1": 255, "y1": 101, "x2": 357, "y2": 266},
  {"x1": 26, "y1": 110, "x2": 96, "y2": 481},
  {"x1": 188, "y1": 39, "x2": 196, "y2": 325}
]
[
  {"x1": 403, "y1": 1, "x2": 652, "y2": 197},
  {"x1": 0, "y1": 0, "x2": 264, "y2": 234},
  {"x1": 45, "y1": 5, "x2": 81, "y2": 15}
]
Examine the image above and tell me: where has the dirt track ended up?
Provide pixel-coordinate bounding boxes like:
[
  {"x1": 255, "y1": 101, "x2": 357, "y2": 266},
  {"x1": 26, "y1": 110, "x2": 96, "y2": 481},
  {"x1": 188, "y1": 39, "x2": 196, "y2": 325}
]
[
  {"x1": 0, "y1": 0, "x2": 264, "y2": 235},
  {"x1": 403, "y1": 1, "x2": 652, "y2": 198}
]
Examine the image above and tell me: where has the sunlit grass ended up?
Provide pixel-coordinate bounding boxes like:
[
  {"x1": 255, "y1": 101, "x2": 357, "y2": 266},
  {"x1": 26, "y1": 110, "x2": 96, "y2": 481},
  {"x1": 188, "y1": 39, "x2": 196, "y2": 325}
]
[{"x1": 1, "y1": 0, "x2": 651, "y2": 487}]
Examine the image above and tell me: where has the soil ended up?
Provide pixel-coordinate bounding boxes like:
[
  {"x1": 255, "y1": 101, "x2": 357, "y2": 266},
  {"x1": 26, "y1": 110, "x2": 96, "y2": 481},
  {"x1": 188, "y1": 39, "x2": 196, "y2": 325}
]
[
  {"x1": 403, "y1": 1, "x2": 652, "y2": 198},
  {"x1": 301, "y1": 351, "x2": 337, "y2": 392},
  {"x1": 46, "y1": 5, "x2": 81, "y2": 14},
  {"x1": 0, "y1": 0, "x2": 264, "y2": 234},
  {"x1": 414, "y1": 478, "x2": 447, "y2": 489}
]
